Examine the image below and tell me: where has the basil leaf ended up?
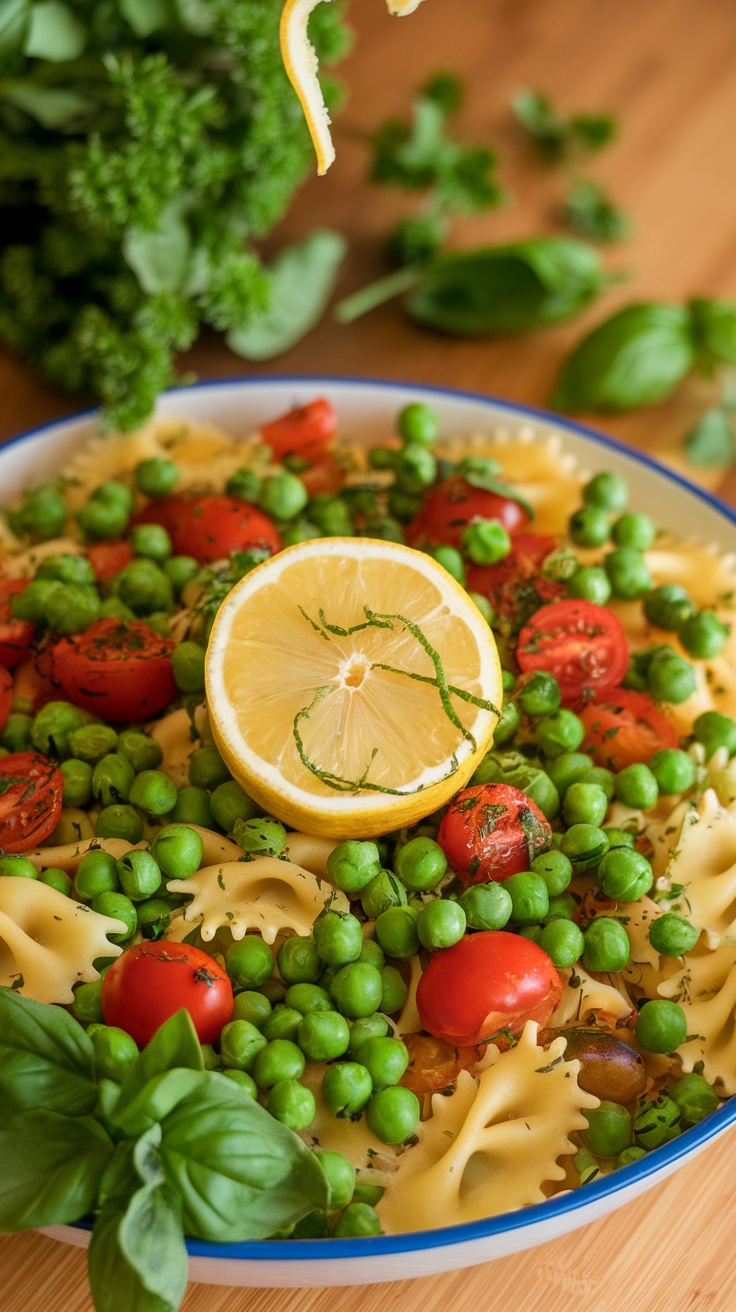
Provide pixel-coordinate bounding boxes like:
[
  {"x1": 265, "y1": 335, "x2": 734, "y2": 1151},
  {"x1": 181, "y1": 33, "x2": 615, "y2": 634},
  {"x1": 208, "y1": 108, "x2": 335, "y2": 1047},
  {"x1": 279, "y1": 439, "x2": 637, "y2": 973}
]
[
  {"x1": 684, "y1": 407, "x2": 735, "y2": 467},
  {"x1": 0, "y1": 987, "x2": 97, "y2": 1118},
  {"x1": 0, "y1": 0, "x2": 30, "y2": 66},
  {"x1": 552, "y1": 303, "x2": 695, "y2": 412},
  {"x1": 0, "y1": 1108, "x2": 114, "y2": 1229},
  {"x1": 89, "y1": 1197, "x2": 183, "y2": 1312},
  {"x1": 113, "y1": 1068, "x2": 206, "y2": 1138},
  {"x1": 226, "y1": 229, "x2": 346, "y2": 361},
  {"x1": 23, "y1": 1, "x2": 86, "y2": 61},
  {"x1": 123, "y1": 204, "x2": 191, "y2": 295},
  {"x1": 120, "y1": 0, "x2": 169, "y2": 38},
  {"x1": 406, "y1": 237, "x2": 604, "y2": 336},
  {"x1": 159, "y1": 1072, "x2": 329, "y2": 1241},
  {"x1": 112, "y1": 1011, "x2": 205, "y2": 1136},
  {"x1": 119, "y1": 1181, "x2": 188, "y2": 1308},
  {"x1": 0, "y1": 78, "x2": 93, "y2": 126},
  {"x1": 689, "y1": 297, "x2": 736, "y2": 367},
  {"x1": 564, "y1": 178, "x2": 631, "y2": 245}
]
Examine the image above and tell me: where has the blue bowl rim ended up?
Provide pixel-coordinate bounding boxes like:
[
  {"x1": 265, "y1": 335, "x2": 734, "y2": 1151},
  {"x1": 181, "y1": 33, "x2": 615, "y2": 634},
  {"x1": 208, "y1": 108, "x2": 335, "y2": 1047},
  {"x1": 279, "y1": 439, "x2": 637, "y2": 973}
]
[{"x1": 8, "y1": 373, "x2": 736, "y2": 1262}]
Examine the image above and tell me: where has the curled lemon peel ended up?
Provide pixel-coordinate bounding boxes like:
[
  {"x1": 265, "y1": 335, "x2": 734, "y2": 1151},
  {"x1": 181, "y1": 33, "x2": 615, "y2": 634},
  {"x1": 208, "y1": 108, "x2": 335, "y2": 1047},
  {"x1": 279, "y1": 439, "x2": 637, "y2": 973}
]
[{"x1": 280, "y1": 0, "x2": 427, "y2": 175}]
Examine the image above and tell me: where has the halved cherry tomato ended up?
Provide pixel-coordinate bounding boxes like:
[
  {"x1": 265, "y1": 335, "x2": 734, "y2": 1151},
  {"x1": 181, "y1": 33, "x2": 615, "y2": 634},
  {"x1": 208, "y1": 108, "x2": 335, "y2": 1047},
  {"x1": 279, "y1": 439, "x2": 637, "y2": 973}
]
[
  {"x1": 101, "y1": 942, "x2": 234, "y2": 1047},
  {"x1": 299, "y1": 452, "x2": 343, "y2": 499},
  {"x1": 86, "y1": 539, "x2": 134, "y2": 582},
  {"x1": 416, "y1": 930, "x2": 562, "y2": 1046},
  {"x1": 42, "y1": 618, "x2": 176, "y2": 721},
  {"x1": 0, "y1": 578, "x2": 35, "y2": 668},
  {"x1": 437, "y1": 782, "x2": 552, "y2": 887},
  {"x1": 259, "y1": 397, "x2": 337, "y2": 462},
  {"x1": 0, "y1": 667, "x2": 12, "y2": 734},
  {"x1": 12, "y1": 658, "x2": 57, "y2": 714},
  {"x1": 0, "y1": 751, "x2": 63, "y2": 852},
  {"x1": 466, "y1": 531, "x2": 564, "y2": 627},
  {"x1": 399, "y1": 1032, "x2": 480, "y2": 1097},
  {"x1": 579, "y1": 687, "x2": 680, "y2": 770},
  {"x1": 134, "y1": 494, "x2": 281, "y2": 564},
  {"x1": 405, "y1": 475, "x2": 530, "y2": 550},
  {"x1": 516, "y1": 598, "x2": 629, "y2": 703}
]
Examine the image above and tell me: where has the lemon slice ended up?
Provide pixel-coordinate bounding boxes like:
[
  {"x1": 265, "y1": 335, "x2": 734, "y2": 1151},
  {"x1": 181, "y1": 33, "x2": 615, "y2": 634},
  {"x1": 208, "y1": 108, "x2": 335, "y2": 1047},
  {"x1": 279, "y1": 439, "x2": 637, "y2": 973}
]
[
  {"x1": 280, "y1": 0, "x2": 428, "y2": 175},
  {"x1": 205, "y1": 538, "x2": 502, "y2": 838}
]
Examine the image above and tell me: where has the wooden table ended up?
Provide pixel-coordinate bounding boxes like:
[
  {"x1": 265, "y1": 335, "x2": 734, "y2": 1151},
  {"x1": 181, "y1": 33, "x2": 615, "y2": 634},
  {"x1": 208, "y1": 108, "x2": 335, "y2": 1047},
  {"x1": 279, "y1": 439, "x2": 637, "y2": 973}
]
[{"x1": 3, "y1": 1, "x2": 736, "y2": 1308}]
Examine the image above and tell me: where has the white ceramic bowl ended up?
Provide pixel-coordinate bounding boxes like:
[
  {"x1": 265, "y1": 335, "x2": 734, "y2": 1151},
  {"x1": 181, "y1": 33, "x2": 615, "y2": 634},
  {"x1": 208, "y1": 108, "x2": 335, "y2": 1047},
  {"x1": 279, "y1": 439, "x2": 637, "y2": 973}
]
[{"x1": 7, "y1": 375, "x2": 735, "y2": 1288}]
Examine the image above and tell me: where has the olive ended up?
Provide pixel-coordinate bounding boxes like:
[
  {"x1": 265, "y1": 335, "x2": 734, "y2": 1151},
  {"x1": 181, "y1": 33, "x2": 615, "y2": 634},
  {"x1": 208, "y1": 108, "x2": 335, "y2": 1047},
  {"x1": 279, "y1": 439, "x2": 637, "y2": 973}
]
[{"x1": 562, "y1": 1027, "x2": 647, "y2": 1104}]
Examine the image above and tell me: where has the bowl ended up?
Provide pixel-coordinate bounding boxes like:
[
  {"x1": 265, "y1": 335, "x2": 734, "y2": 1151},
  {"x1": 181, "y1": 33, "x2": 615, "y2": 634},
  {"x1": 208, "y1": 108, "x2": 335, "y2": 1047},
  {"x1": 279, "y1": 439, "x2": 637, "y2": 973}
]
[{"x1": 5, "y1": 374, "x2": 736, "y2": 1289}]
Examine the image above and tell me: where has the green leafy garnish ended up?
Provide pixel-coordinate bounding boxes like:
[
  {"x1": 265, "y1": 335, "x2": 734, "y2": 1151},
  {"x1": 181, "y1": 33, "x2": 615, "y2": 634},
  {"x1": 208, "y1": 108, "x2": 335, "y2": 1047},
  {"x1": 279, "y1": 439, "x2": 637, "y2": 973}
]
[
  {"x1": 563, "y1": 178, "x2": 631, "y2": 245},
  {"x1": 684, "y1": 407, "x2": 736, "y2": 467},
  {"x1": 226, "y1": 229, "x2": 347, "y2": 360},
  {"x1": 512, "y1": 88, "x2": 617, "y2": 162}
]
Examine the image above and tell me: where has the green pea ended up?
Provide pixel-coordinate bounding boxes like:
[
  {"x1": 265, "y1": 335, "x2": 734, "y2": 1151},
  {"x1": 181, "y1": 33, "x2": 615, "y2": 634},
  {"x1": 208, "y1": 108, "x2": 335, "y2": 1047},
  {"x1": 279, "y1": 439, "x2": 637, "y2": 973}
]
[
  {"x1": 580, "y1": 1100, "x2": 632, "y2": 1158},
  {"x1": 297, "y1": 1010, "x2": 351, "y2": 1062},
  {"x1": 583, "y1": 471, "x2": 629, "y2": 512},
  {"x1": 277, "y1": 935, "x2": 321, "y2": 985},
  {"x1": 430, "y1": 544, "x2": 466, "y2": 585},
  {"x1": 379, "y1": 965, "x2": 408, "y2": 1014},
  {"x1": 351, "y1": 1183, "x2": 384, "y2": 1207},
  {"x1": 365, "y1": 1085, "x2": 420, "y2": 1145},
  {"x1": 582, "y1": 917, "x2": 630, "y2": 972},
  {"x1": 226, "y1": 936, "x2": 273, "y2": 990},
  {"x1": 116, "y1": 849, "x2": 162, "y2": 902},
  {"x1": 12, "y1": 483, "x2": 67, "y2": 539},
  {"x1": 94, "y1": 480, "x2": 134, "y2": 515},
  {"x1": 633, "y1": 1093, "x2": 681, "y2": 1148},
  {"x1": 226, "y1": 468, "x2": 261, "y2": 503},
  {"x1": 169, "y1": 641, "x2": 206, "y2": 693},
  {"x1": 0, "y1": 712, "x2": 33, "y2": 753},
  {"x1": 458, "y1": 881, "x2": 513, "y2": 930},
  {"x1": 347, "y1": 1014, "x2": 390, "y2": 1057},
  {"x1": 668, "y1": 1073, "x2": 719, "y2": 1126},
  {"x1": 12, "y1": 576, "x2": 62, "y2": 623},
  {"x1": 516, "y1": 671, "x2": 561, "y2": 717},
  {"x1": 88, "y1": 1024, "x2": 139, "y2": 1083},
  {"x1": 612, "y1": 512, "x2": 657, "y2": 551},
  {"x1": 220, "y1": 1069, "x2": 258, "y2": 1097},
  {"x1": 232, "y1": 991, "x2": 273, "y2": 1029},
  {"x1": 308, "y1": 494, "x2": 354, "y2": 536},
  {"x1": 220, "y1": 1020, "x2": 268, "y2": 1070},
  {"x1": 646, "y1": 647, "x2": 696, "y2": 705},
  {"x1": 135, "y1": 456, "x2": 179, "y2": 497},
  {"x1": 635, "y1": 999, "x2": 688, "y2": 1053},
  {"x1": 332, "y1": 1203, "x2": 382, "y2": 1237},
  {"x1": 262, "y1": 1005, "x2": 303, "y2": 1043},
  {"x1": 537, "y1": 919, "x2": 585, "y2": 968},
  {"x1": 67, "y1": 724, "x2": 119, "y2": 765},
  {"x1": 547, "y1": 751, "x2": 594, "y2": 798},
  {"x1": 112, "y1": 558, "x2": 173, "y2": 615},
  {"x1": 397, "y1": 401, "x2": 439, "y2": 446},
  {"x1": 281, "y1": 518, "x2": 322, "y2": 546},
  {"x1": 91, "y1": 891, "x2": 137, "y2": 942},
  {"x1": 393, "y1": 443, "x2": 437, "y2": 495},
  {"x1": 643, "y1": 583, "x2": 695, "y2": 630},
  {"x1": 584, "y1": 766, "x2": 615, "y2": 802},
  {"x1": 128, "y1": 523, "x2": 173, "y2": 563},
  {"x1": 693, "y1": 710, "x2": 736, "y2": 759},
  {"x1": 535, "y1": 708, "x2": 585, "y2": 757},
  {"x1": 150, "y1": 824, "x2": 203, "y2": 878},
  {"x1": 136, "y1": 897, "x2": 172, "y2": 940},
  {"x1": 468, "y1": 590, "x2": 495, "y2": 624},
  {"x1": 648, "y1": 912, "x2": 699, "y2": 957},
  {"x1": 128, "y1": 769, "x2": 178, "y2": 816},
  {"x1": 322, "y1": 1062, "x2": 373, "y2": 1118},
  {"x1": 164, "y1": 555, "x2": 200, "y2": 597},
  {"x1": 678, "y1": 609, "x2": 730, "y2": 659},
  {"x1": 503, "y1": 872, "x2": 550, "y2": 925},
  {"x1": 330, "y1": 962, "x2": 384, "y2": 1018},
  {"x1": 545, "y1": 891, "x2": 578, "y2": 921},
  {"x1": 387, "y1": 485, "x2": 422, "y2": 523},
  {"x1": 462, "y1": 519, "x2": 511, "y2": 566},
  {"x1": 232, "y1": 817, "x2": 286, "y2": 859},
  {"x1": 259, "y1": 472, "x2": 309, "y2": 521},
  {"x1": 326, "y1": 840, "x2": 381, "y2": 895},
  {"x1": 562, "y1": 781, "x2": 609, "y2": 828},
  {"x1": 358, "y1": 939, "x2": 385, "y2": 970},
  {"x1": 313, "y1": 1149, "x2": 355, "y2": 1210},
  {"x1": 75, "y1": 850, "x2": 120, "y2": 902},
  {"x1": 266, "y1": 1078, "x2": 316, "y2": 1131},
  {"x1": 375, "y1": 905, "x2": 420, "y2": 958},
  {"x1": 569, "y1": 505, "x2": 611, "y2": 547},
  {"x1": 492, "y1": 698, "x2": 521, "y2": 745},
  {"x1": 209, "y1": 780, "x2": 259, "y2": 833},
  {"x1": 648, "y1": 748, "x2": 696, "y2": 795},
  {"x1": 200, "y1": 1043, "x2": 221, "y2": 1071},
  {"x1": 116, "y1": 730, "x2": 163, "y2": 773},
  {"x1": 602, "y1": 826, "x2": 636, "y2": 850},
  {"x1": 416, "y1": 898, "x2": 467, "y2": 948},
  {"x1": 39, "y1": 866, "x2": 73, "y2": 896},
  {"x1": 614, "y1": 762, "x2": 659, "y2": 810},
  {"x1": 566, "y1": 564, "x2": 612, "y2": 605},
  {"x1": 186, "y1": 746, "x2": 231, "y2": 791},
  {"x1": 360, "y1": 869, "x2": 408, "y2": 919},
  {"x1": 285, "y1": 983, "x2": 332, "y2": 1015},
  {"x1": 394, "y1": 836, "x2": 448, "y2": 892},
  {"x1": 94, "y1": 802, "x2": 143, "y2": 844},
  {"x1": 0, "y1": 853, "x2": 37, "y2": 878},
  {"x1": 71, "y1": 979, "x2": 104, "y2": 1025},
  {"x1": 352, "y1": 1036, "x2": 409, "y2": 1089},
  {"x1": 32, "y1": 700, "x2": 91, "y2": 759},
  {"x1": 78, "y1": 498, "x2": 129, "y2": 541},
  {"x1": 98, "y1": 597, "x2": 136, "y2": 622},
  {"x1": 313, "y1": 910, "x2": 364, "y2": 967},
  {"x1": 605, "y1": 548, "x2": 652, "y2": 599},
  {"x1": 170, "y1": 786, "x2": 213, "y2": 828},
  {"x1": 597, "y1": 847, "x2": 653, "y2": 902},
  {"x1": 531, "y1": 849, "x2": 573, "y2": 895},
  {"x1": 60, "y1": 757, "x2": 93, "y2": 807},
  {"x1": 92, "y1": 754, "x2": 135, "y2": 807},
  {"x1": 559, "y1": 823, "x2": 609, "y2": 872},
  {"x1": 252, "y1": 1039, "x2": 306, "y2": 1089},
  {"x1": 615, "y1": 1146, "x2": 647, "y2": 1169}
]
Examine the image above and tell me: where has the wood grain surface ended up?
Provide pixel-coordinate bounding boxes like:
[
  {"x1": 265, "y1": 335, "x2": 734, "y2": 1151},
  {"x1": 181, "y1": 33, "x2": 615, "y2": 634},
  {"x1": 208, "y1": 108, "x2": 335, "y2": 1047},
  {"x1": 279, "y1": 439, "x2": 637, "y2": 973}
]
[{"x1": 2, "y1": 1, "x2": 736, "y2": 1309}]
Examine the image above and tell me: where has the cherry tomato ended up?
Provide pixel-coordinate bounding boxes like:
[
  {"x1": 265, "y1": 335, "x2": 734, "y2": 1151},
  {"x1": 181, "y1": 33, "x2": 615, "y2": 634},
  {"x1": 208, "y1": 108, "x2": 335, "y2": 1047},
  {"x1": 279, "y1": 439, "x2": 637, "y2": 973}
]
[
  {"x1": 299, "y1": 452, "x2": 343, "y2": 498},
  {"x1": 437, "y1": 782, "x2": 553, "y2": 887},
  {"x1": 0, "y1": 666, "x2": 12, "y2": 734},
  {"x1": 516, "y1": 598, "x2": 629, "y2": 703},
  {"x1": 134, "y1": 494, "x2": 281, "y2": 563},
  {"x1": 399, "y1": 1032, "x2": 480, "y2": 1097},
  {"x1": 101, "y1": 941, "x2": 234, "y2": 1047},
  {"x1": 416, "y1": 930, "x2": 562, "y2": 1046},
  {"x1": 0, "y1": 751, "x2": 63, "y2": 852},
  {"x1": 579, "y1": 687, "x2": 680, "y2": 770},
  {"x1": 405, "y1": 475, "x2": 530, "y2": 550},
  {"x1": 0, "y1": 578, "x2": 35, "y2": 668},
  {"x1": 42, "y1": 618, "x2": 176, "y2": 721},
  {"x1": 86, "y1": 539, "x2": 134, "y2": 582},
  {"x1": 259, "y1": 397, "x2": 338, "y2": 462},
  {"x1": 12, "y1": 658, "x2": 57, "y2": 714},
  {"x1": 466, "y1": 532, "x2": 565, "y2": 627}
]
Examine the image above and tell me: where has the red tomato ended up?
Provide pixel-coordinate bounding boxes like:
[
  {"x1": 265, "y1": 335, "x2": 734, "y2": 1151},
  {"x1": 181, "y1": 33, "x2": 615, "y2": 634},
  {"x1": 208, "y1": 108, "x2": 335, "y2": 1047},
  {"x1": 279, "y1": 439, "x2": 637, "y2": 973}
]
[
  {"x1": 12, "y1": 658, "x2": 57, "y2": 713},
  {"x1": 399, "y1": 1032, "x2": 480, "y2": 1097},
  {"x1": 135, "y1": 495, "x2": 281, "y2": 563},
  {"x1": 299, "y1": 452, "x2": 343, "y2": 499},
  {"x1": 466, "y1": 532, "x2": 565, "y2": 626},
  {"x1": 42, "y1": 618, "x2": 176, "y2": 721},
  {"x1": 516, "y1": 599, "x2": 629, "y2": 703},
  {"x1": 416, "y1": 930, "x2": 562, "y2": 1046},
  {"x1": 579, "y1": 687, "x2": 680, "y2": 770},
  {"x1": 0, "y1": 666, "x2": 11, "y2": 734},
  {"x1": 259, "y1": 397, "x2": 337, "y2": 462},
  {"x1": 101, "y1": 942, "x2": 234, "y2": 1047},
  {"x1": 437, "y1": 782, "x2": 553, "y2": 887},
  {"x1": 0, "y1": 751, "x2": 63, "y2": 852},
  {"x1": 405, "y1": 475, "x2": 530, "y2": 550},
  {"x1": 86, "y1": 539, "x2": 134, "y2": 582},
  {"x1": 0, "y1": 578, "x2": 35, "y2": 668}
]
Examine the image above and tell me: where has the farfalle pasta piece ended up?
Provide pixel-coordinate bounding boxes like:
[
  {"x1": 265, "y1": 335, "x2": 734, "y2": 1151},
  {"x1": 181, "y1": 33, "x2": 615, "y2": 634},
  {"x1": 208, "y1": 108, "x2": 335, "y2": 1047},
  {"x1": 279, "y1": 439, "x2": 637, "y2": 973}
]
[
  {"x1": 166, "y1": 856, "x2": 349, "y2": 945},
  {"x1": 549, "y1": 963, "x2": 633, "y2": 1029},
  {"x1": 23, "y1": 836, "x2": 141, "y2": 874},
  {"x1": 622, "y1": 895, "x2": 681, "y2": 995},
  {"x1": 436, "y1": 428, "x2": 583, "y2": 535},
  {"x1": 376, "y1": 1022, "x2": 597, "y2": 1233},
  {"x1": 300, "y1": 1061, "x2": 396, "y2": 1179},
  {"x1": 149, "y1": 707, "x2": 200, "y2": 789},
  {"x1": 654, "y1": 788, "x2": 736, "y2": 946},
  {"x1": 658, "y1": 946, "x2": 736, "y2": 1094},
  {"x1": 0, "y1": 876, "x2": 125, "y2": 1004}
]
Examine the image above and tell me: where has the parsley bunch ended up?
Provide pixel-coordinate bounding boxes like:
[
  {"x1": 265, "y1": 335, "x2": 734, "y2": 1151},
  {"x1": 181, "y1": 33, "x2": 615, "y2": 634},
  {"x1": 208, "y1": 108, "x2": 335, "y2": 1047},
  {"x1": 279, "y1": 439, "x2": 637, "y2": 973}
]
[{"x1": 0, "y1": 0, "x2": 350, "y2": 428}]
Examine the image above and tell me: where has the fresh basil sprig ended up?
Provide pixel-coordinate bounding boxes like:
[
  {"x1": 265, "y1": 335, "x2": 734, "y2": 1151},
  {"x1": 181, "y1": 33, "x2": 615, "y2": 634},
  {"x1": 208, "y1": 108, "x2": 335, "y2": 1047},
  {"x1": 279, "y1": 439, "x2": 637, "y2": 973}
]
[
  {"x1": 0, "y1": 990, "x2": 330, "y2": 1312},
  {"x1": 552, "y1": 298, "x2": 736, "y2": 412}
]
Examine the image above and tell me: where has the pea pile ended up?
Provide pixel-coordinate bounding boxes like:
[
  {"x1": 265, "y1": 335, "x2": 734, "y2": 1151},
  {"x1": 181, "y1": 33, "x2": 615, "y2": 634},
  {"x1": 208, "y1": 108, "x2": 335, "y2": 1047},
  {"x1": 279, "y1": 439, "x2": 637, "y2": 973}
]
[{"x1": 3, "y1": 395, "x2": 735, "y2": 1226}]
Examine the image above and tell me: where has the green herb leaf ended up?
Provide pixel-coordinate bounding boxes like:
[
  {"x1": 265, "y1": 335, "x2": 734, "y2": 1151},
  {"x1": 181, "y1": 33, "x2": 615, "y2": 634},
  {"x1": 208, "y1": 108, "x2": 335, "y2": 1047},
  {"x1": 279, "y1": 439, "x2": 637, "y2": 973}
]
[
  {"x1": 111, "y1": 1010, "x2": 205, "y2": 1137},
  {"x1": 564, "y1": 178, "x2": 631, "y2": 245},
  {"x1": 0, "y1": 987, "x2": 97, "y2": 1118},
  {"x1": 0, "y1": 77, "x2": 92, "y2": 126},
  {"x1": 689, "y1": 297, "x2": 736, "y2": 367},
  {"x1": 0, "y1": 1108, "x2": 114, "y2": 1230},
  {"x1": 684, "y1": 407, "x2": 735, "y2": 467},
  {"x1": 120, "y1": 0, "x2": 169, "y2": 38},
  {"x1": 512, "y1": 87, "x2": 617, "y2": 161},
  {"x1": 226, "y1": 229, "x2": 346, "y2": 361},
  {"x1": 0, "y1": 0, "x2": 30, "y2": 65},
  {"x1": 406, "y1": 236, "x2": 605, "y2": 336},
  {"x1": 23, "y1": 1, "x2": 86, "y2": 61},
  {"x1": 123, "y1": 203, "x2": 192, "y2": 296},
  {"x1": 552, "y1": 303, "x2": 696, "y2": 412},
  {"x1": 89, "y1": 1191, "x2": 185, "y2": 1312},
  {"x1": 119, "y1": 1181, "x2": 188, "y2": 1307},
  {"x1": 159, "y1": 1072, "x2": 329, "y2": 1241}
]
